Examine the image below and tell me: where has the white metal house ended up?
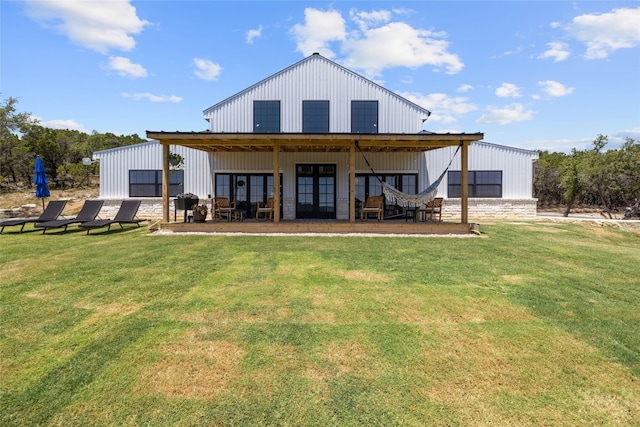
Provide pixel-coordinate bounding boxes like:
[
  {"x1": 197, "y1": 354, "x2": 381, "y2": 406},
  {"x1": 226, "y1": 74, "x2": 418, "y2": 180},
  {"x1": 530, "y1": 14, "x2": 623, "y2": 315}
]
[{"x1": 96, "y1": 53, "x2": 538, "y2": 222}]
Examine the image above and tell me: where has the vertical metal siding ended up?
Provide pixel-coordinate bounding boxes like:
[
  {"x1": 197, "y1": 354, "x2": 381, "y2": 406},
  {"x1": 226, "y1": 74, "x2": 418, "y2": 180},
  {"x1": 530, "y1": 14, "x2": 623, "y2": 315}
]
[
  {"x1": 95, "y1": 142, "x2": 212, "y2": 199},
  {"x1": 205, "y1": 56, "x2": 426, "y2": 134},
  {"x1": 424, "y1": 143, "x2": 538, "y2": 198}
]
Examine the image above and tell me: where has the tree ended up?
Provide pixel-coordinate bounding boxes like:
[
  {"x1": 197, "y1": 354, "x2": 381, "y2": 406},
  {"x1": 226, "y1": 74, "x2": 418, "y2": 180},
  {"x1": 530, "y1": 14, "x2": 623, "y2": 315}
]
[
  {"x1": 534, "y1": 151, "x2": 566, "y2": 205},
  {"x1": 1, "y1": 95, "x2": 148, "y2": 189},
  {"x1": 0, "y1": 96, "x2": 39, "y2": 185}
]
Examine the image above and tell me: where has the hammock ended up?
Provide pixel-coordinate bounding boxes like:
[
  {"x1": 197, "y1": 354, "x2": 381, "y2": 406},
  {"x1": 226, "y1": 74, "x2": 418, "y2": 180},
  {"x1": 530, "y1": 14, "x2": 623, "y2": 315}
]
[{"x1": 357, "y1": 142, "x2": 461, "y2": 208}]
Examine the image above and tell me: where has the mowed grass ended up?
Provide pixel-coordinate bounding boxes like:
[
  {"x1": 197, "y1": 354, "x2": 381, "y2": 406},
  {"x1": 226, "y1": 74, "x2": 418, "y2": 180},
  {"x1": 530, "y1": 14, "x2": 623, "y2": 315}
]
[{"x1": 1, "y1": 221, "x2": 639, "y2": 426}]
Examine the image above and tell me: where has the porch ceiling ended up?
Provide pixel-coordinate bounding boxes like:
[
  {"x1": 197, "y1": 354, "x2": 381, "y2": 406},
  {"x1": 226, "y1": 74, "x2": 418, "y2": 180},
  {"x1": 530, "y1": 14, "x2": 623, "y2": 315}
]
[{"x1": 146, "y1": 131, "x2": 484, "y2": 153}]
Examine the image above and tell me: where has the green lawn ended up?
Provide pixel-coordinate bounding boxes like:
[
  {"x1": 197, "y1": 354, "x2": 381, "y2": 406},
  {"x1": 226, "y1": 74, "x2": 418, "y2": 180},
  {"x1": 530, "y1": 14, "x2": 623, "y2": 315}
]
[{"x1": 1, "y1": 221, "x2": 639, "y2": 426}]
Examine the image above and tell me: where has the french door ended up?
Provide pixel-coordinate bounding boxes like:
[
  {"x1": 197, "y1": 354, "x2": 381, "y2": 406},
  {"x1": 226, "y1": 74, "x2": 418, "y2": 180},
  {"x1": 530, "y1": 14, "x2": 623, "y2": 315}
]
[
  {"x1": 296, "y1": 164, "x2": 336, "y2": 219},
  {"x1": 215, "y1": 173, "x2": 281, "y2": 217}
]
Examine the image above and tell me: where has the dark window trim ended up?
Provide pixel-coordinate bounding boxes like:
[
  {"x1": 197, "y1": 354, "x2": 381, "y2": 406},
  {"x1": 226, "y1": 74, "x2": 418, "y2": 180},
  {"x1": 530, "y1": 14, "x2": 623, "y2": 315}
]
[
  {"x1": 447, "y1": 170, "x2": 503, "y2": 198},
  {"x1": 129, "y1": 169, "x2": 183, "y2": 197},
  {"x1": 302, "y1": 100, "x2": 330, "y2": 133},
  {"x1": 253, "y1": 100, "x2": 281, "y2": 133},
  {"x1": 351, "y1": 100, "x2": 379, "y2": 134},
  {"x1": 355, "y1": 173, "x2": 418, "y2": 201},
  {"x1": 214, "y1": 172, "x2": 282, "y2": 216}
]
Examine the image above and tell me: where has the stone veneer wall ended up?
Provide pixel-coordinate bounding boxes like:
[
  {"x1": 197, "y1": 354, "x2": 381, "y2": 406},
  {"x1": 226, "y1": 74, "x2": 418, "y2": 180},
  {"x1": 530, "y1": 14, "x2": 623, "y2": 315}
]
[
  {"x1": 99, "y1": 198, "x2": 538, "y2": 221},
  {"x1": 441, "y1": 198, "x2": 538, "y2": 221},
  {"x1": 99, "y1": 199, "x2": 166, "y2": 220}
]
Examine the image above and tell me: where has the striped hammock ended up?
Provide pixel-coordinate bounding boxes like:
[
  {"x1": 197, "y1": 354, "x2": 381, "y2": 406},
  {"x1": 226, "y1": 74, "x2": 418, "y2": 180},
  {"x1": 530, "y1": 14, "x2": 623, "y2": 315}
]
[
  {"x1": 357, "y1": 141, "x2": 462, "y2": 208},
  {"x1": 382, "y1": 173, "x2": 442, "y2": 208}
]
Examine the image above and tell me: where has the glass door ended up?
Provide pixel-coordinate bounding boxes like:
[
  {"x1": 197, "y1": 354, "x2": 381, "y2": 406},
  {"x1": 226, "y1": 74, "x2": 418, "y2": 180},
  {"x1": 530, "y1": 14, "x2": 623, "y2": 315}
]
[{"x1": 296, "y1": 164, "x2": 336, "y2": 219}]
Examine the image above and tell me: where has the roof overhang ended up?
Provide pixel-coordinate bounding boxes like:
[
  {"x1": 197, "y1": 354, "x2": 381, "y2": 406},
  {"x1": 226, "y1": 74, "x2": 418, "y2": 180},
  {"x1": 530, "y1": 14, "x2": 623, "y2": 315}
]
[{"x1": 145, "y1": 131, "x2": 484, "y2": 153}]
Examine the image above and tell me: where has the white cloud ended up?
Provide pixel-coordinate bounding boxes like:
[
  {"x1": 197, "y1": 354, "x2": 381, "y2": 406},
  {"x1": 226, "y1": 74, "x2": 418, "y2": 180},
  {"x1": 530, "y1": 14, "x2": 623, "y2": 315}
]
[
  {"x1": 457, "y1": 84, "x2": 473, "y2": 93},
  {"x1": 193, "y1": 58, "x2": 222, "y2": 81},
  {"x1": 495, "y1": 83, "x2": 522, "y2": 98},
  {"x1": 291, "y1": 8, "x2": 347, "y2": 59},
  {"x1": 477, "y1": 104, "x2": 534, "y2": 125},
  {"x1": 292, "y1": 8, "x2": 463, "y2": 77},
  {"x1": 121, "y1": 93, "x2": 182, "y2": 103},
  {"x1": 398, "y1": 91, "x2": 477, "y2": 124},
  {"x1": 539, "y1": 42, "x2": 570, "y2": 62},
  {"x1": 246, "y1": 25, "x2": 263, "y2": 44},
  {"x1": 24, "y1": 0, "x2": 149, "y2": 54},
  {"x1": 527, "y1": 137, "x2": 594, "y2": 153},
  {"x1": 41, "y1": 118, "x2": 87, "y2": 132},
  {"x1": 567, "y1": 7, "x2": 640, "y2": 59},
  {"x1": 349, "y1": 8, "x2": 392, "y2": 31},
  {"x1": 342, "y1": 21, "x2": 464, "y2": 78},
  {"x1": 538, "y1": 80, "x2": 574, "y2": 97},
  {"x1": 106, "y1": 56, "x2": 147, "y2": 78},
  {"x1": 618, "y1": 127, "x2": 640, "y2": 141}
]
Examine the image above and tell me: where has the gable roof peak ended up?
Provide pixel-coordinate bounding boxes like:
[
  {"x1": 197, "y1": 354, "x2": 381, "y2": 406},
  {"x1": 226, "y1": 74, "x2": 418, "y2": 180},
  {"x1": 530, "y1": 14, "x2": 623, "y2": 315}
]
[{"x1": 202, "y1": 53, "x2": 431, "y2": 117}]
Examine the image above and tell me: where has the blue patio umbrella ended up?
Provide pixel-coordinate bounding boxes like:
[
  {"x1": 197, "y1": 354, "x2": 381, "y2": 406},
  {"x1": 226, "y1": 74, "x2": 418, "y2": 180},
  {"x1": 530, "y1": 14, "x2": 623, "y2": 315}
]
[{"x1": 34, "y1": 156, "x2": 50, "y2": 210}]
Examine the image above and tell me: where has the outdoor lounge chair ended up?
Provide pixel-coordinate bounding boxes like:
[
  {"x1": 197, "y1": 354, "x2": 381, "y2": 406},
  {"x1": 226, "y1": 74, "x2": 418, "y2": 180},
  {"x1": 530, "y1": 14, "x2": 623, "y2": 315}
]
[
  {"x1": 213, "y1": 197, "x2": 236, "y2": 221},
  {"x1": 360, "y1": 195, "x2": 384, "y2": 222},
  {"x1": 35, "y1": 200, "x2": 104, "y2": 234},
  {"x1": 78, "y1": 200, "x2": 144, "y2": 234},
  {"x1": 255, "y1": 197, "x2": 274, "y2": 221},
  {"x1": 0, "y1": 200, "x2": 67, "y2": 233},
  {"x1": 422, "y1": 197, "x2": 443, "y2": 222}
]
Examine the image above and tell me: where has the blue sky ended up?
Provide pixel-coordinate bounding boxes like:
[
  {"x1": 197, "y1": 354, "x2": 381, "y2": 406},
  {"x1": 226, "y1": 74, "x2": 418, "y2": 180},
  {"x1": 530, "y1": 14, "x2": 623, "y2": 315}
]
[{"x1": 2, "y1": 1, "x2": 639, "y2": 152}]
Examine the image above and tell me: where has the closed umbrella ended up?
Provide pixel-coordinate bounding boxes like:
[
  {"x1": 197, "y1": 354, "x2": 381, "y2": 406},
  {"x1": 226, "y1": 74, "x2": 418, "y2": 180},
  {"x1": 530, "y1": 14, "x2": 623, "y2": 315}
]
[{"x1": 34, "y1": 156, "x2": 50, "y2": 210}]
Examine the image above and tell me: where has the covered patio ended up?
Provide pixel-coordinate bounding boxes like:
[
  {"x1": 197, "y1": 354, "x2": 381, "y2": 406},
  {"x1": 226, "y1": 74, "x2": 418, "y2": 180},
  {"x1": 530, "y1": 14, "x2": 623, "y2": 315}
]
[{"x1": 146, "y1": 131, "x2": 484, "y2": 234}]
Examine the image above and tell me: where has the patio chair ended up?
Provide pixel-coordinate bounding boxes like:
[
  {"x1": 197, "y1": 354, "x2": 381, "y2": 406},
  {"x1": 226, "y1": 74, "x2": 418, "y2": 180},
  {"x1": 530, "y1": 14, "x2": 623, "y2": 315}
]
[
  {"x1": 255, "y1": 197, "x2": 274, "y2": 221},
  {"x1": 360, "y1": 195, "x2": 384, "y2": 222},
  {"x1": 422, "y1": 197, "x2": 443, "y2": 222},
  {"x1": 213, "y1": 197, "x2": 236, "y2": 221},
  {"x1": 0, "y1": 200, "x2": 67, "y2": 233},
  {"x1": 78, "y1": 200, "x2": 144, "y2": 234},
  {"x1": 35, "y1": 200, "x2": 104, "y2": 234}
]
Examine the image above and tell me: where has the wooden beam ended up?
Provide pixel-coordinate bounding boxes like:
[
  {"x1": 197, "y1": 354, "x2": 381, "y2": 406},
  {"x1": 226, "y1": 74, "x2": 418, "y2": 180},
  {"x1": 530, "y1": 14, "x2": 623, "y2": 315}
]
[
  {"x1": 461, "y1": 141, "x2": 469, "y2": 224},
  {"x1": 162, "y1": 143, "x2": 170, "y2": 223},
  {"x1": 350, "y1": 142, "x2": 356, "y2": 223},
  {"x1": 273, "y1": 143, "x2": 280, "y2": 222}
]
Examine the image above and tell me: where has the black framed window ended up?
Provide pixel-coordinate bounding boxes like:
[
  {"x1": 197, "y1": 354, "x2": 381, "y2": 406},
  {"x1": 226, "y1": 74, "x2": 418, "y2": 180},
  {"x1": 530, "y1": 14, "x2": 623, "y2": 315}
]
[
  {"x1": 448, "y1": 171, "x2": 503, "y2": 198},
  {"x1": 129, "y1": 170, "x2": 183, "y2": 197},
  {"x1": 254, "y1": 100, "x2": 280, "y2": 133},
  {"x1": 351, "y1": 101, "x2": 378, "y2": 133},
  {"x1": 303, "y1": 100, "x2": 329, "y2": 133},
  {"x1": 215, "y1": 173, "x2": 282, "y2": 216}
]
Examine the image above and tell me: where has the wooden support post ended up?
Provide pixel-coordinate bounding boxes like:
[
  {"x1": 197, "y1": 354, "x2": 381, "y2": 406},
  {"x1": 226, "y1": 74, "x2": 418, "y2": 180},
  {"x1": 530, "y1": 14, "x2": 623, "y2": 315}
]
[
  {"x1": 162, "y1": 143, "x2": 170, "y2": 223},
  {"x1": 350, "y1": 143, "x2": 356, "y2": 223},
  {"x1": 461, "y1": 141, "x2": 469, "y2": 224},
  {"x1": 273, "y1": 143, "x2": 280, "y2": 223}
]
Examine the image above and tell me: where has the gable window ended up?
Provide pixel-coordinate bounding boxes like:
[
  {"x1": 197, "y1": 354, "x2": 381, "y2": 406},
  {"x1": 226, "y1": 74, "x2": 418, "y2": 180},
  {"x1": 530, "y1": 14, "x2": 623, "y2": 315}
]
[
  {"x1": 303, "y1": 100, "x2": 329, "y2": 133},
  {"x1": 254, "y1": 100, "x2": 280, "y2": 133},
  {"x1": 448, "y1": 171, "x2": 503, "y2": 198},
  {"x1": 129, "y1": 170, "x2": 183, "y2": 197},
  {"x1": 351, "y1": 101, "x2": 378, "y2": 134}
]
